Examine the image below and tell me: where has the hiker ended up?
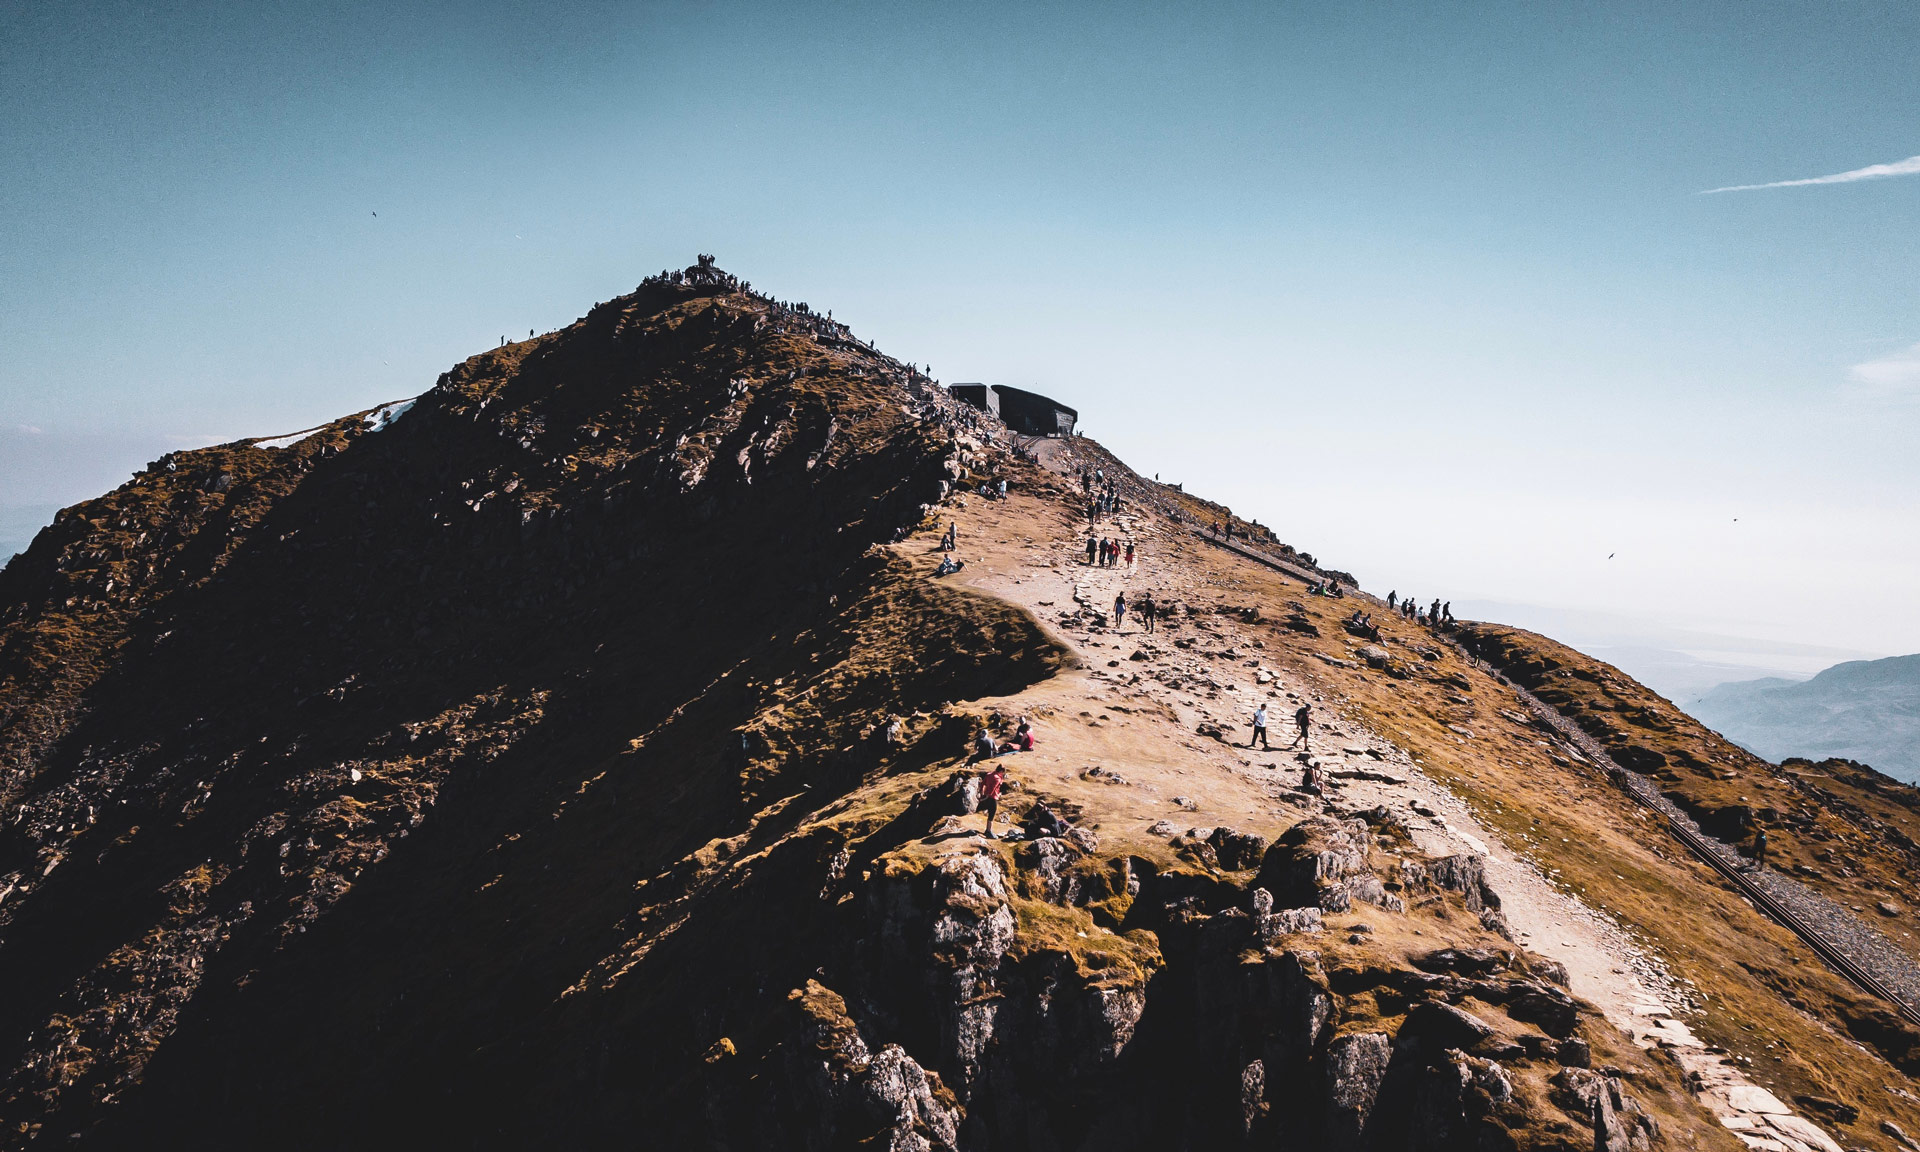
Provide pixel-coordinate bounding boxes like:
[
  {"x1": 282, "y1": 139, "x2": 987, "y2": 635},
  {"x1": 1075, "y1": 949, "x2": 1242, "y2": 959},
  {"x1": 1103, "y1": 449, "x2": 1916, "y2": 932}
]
[
  {"x1": 1301, "y1": 760, "x2": 1324, "y2": 795},
  {"x1": 998, "y1": 478, "x2": 1008, "y2": 499},
  {"x1": 1138, "y1": 593, "x2": 1156, "y2": 633},
  {"x1": 980, "y1": 763, "x2": 1008, "y2": 837},
  {"x1": 942, "y1": 521, "x2": 957, "y2": 551},
  {"x1": 1388, "y1": 591, "x2": 1397, "y2": 609},
  {"x1": 935, "y1": 555, "x2": 965, "y2": 576},
  {"x1": 1022, "y1": 802, "x2": 1070, "y2": 840},
  {"x1": 998, "y1": 719, "x2": 1035, "y2": 754},
  {"x1": 1249, "y1": 704, "x2": 1271, "y2": 749},
  {"x1": 1290, "y1": 703, "x2": 1312, "y2": 750},
  {"x1": 1085, "y1": 535, "x2": 1098, "y2": 565},
  {"x1": 1113, "y1": 592, "x2": 1127, "y2": 630},
  {"x1": 1751, "y1": 827, "x2": 1768, "y2": 869},
  {"x1": 973, "y1": 729, "x2": 998, "y2": 763},
  {"x1": 1431, "y1": 599, "x2": 1442, "y2": 624},
  {"x1": 1124, "y1": 542, "x2": 1135, "y2": 567}
]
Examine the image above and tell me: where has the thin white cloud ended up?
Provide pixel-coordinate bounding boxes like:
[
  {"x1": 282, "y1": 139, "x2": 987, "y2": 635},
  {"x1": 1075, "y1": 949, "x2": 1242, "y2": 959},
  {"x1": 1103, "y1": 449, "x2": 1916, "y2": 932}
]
[
  {"x1": 15, "y1": 424, "x2": 44, "y2": 435},
  {"x1": 1702, "y1": 153, "x2": 1920, "y2": 194},
  {"x1": 1847, "y1": 342, "x2": 1920, "y2": 399}
]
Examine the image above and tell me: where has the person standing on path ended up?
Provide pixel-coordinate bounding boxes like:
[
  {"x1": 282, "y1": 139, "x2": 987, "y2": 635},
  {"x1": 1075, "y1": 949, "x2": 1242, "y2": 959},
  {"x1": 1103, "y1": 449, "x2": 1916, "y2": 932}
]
[
  {"x1": 980, "y1": 763, "x2": 1007, "y2": 838},
  {"x1": 1113, "y1": 592, "x2": 1127, "y2": 630},
  {"x1": 1085, "y1": 535, "x2": 1098, "y2": 566},
  {"x1": 1290, "y1": 703, "x2": 1312, "y2": 751},
  {"x1": 1249, "y1": 704, "x2": 1271, "y2": 749},
  {"x1": 1750, "y1": 827, "x2": 1768, "y2": 870},
  {"x1": 1137, "y1": 592, "x2": 1155, "y2": 633},
  {"x1": 1124, "y1": 541, "x2": 1135, "y2": 568}
]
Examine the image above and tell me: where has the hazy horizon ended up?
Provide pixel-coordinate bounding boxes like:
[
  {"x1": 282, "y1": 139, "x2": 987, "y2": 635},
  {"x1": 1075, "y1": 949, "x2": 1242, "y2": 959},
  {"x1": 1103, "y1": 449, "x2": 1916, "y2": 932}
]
[{"x1": 5, "y1": 1, "x2": 1917, "y2": 658}]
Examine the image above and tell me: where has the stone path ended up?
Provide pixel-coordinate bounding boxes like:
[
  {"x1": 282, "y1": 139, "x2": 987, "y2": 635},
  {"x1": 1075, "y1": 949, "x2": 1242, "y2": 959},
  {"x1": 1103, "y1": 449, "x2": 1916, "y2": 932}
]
[{"x1": 949, "y1": 445, "x2": 1847, "y2": 1152}]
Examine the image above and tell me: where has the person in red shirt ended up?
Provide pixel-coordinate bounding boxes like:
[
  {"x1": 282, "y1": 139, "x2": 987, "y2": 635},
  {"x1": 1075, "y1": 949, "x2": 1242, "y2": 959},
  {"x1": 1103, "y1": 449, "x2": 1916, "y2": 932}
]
[
  {"x1": 980, "y1": 764, "x2": 1008, "y2": 839},
  {"x1": 997, "y1": 719, "x2": 1035, "y2": 755}
]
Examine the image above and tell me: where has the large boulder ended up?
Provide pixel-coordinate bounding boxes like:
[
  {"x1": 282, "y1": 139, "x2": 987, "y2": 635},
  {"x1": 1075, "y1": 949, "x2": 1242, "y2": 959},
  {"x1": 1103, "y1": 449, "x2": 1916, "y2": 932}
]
[
  {"x1": 1554, "y1": 1068, "x2": 1659, "y2": 1152},
  {"x1": 1323, "y1": 1031, "x2": 1393, "y2": 1151},
  {"x1": 1257, "y1": 817, "x2": 1373, "y2": 911}
]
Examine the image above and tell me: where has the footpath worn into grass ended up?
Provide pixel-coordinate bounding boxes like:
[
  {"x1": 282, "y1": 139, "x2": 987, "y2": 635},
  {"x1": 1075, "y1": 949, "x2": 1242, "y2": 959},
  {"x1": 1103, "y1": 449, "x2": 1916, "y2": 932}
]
[{"x1": 922, "y1": 447, "x2": 1917, "y2": 1152}]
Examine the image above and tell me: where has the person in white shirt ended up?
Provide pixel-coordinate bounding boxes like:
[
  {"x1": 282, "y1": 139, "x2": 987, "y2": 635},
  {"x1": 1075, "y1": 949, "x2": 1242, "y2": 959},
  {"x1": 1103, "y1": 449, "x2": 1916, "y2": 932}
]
[{"x1": 1249, "y1": 704, "x2": 1271, "y2": 750}]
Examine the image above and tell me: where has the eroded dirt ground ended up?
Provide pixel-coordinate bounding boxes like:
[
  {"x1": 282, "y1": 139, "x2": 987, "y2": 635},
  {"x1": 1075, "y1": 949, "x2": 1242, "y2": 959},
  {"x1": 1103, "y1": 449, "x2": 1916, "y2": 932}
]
[{"x1": 900, "y1": 453, "x2": 1878, "y2": 1152}]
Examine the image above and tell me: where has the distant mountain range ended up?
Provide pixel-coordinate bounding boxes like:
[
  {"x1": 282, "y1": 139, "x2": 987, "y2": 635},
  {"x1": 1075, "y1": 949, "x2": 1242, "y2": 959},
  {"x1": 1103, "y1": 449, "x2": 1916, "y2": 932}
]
[{"x1": 1688, "y1": 653, "x2": 1920, "y2": 782}]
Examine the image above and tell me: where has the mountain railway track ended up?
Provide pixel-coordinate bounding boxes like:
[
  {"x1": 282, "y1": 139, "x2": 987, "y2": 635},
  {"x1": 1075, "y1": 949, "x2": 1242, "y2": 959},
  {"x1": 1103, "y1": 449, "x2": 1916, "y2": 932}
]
[{"x1": 1192, "y1": 526, "x2": 1920, "y2": 1028}]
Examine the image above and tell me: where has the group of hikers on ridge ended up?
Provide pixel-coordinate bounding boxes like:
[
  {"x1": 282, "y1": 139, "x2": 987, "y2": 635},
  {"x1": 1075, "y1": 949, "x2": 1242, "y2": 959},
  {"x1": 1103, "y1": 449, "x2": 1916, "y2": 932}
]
[
  {"x1": 1248, "y1": 701, "x2": 1314, "y2": 753},
  {"x1": 1081, "y1": 466, "x2": 1124, "y2": 521},
  {"x1": 1085, "y1": 533, "x2": 1134, "y2": 569},
  {"x1": 1386, "y1": 590, "x2": 1455, "y2": 629},
  {"x1": 970, "y1": 717, "x2": 1075, "y2": 841}
]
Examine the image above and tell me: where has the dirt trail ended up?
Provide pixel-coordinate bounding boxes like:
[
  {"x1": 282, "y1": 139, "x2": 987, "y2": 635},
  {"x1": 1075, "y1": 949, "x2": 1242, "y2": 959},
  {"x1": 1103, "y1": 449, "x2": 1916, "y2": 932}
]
[{"x1": 932, "y1": 471, "x2": 1843, "y2": 1152}]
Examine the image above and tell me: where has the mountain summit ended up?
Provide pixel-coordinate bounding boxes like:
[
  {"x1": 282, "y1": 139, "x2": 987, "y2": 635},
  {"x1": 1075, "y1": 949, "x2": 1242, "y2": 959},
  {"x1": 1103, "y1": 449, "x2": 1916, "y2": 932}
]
[{"x1": 3, "y1": 261, "x2": 1920, "y2": 1150}]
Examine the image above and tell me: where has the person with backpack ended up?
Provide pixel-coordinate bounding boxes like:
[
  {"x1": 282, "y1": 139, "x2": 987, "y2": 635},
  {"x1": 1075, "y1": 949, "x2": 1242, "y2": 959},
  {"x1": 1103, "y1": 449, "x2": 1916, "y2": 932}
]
[
  {"x1": 1113, "y1": 592, "x2": 1127, "y2": 630},
  {"x1": 980, "y1": 763, "x2": 1008, "y2": 838},
  {"x1": 1290, "y1": 703, "x2": 1313, "y2": 751},
  {"x1": 1137, "y1": 592, "x2": 1156, "y2": 633}
]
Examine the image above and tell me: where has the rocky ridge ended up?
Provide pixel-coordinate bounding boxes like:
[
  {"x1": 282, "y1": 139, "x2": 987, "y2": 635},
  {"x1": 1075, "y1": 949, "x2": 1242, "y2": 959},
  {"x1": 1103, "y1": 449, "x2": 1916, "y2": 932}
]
[{"x1": 0, "y1": 261, "x2": 1912, "y2": 1149}]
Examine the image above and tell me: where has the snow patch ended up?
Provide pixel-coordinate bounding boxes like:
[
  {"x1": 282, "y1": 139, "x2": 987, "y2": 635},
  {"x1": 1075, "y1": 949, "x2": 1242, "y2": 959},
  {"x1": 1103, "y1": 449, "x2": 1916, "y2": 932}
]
[
  {"x1": 364, "y1": 398, "x2": 418, "y2": 432},
  {"x1": 252, "y1": 430, "x2": 322, "y2": 450}
]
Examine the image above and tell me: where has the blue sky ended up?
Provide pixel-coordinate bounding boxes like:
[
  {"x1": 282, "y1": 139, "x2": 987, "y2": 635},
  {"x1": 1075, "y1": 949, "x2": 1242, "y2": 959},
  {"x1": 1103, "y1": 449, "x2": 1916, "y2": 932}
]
[{"x1": 3, "y1": 1, "x2": 1917, "y2": 663}]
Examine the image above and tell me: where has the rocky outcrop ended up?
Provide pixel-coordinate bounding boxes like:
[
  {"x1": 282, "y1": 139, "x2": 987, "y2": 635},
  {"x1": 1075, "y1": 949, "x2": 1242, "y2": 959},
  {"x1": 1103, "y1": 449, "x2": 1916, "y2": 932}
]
[{"x1": 1258, "y1": 815, "x2": 1407, "y2": 914}]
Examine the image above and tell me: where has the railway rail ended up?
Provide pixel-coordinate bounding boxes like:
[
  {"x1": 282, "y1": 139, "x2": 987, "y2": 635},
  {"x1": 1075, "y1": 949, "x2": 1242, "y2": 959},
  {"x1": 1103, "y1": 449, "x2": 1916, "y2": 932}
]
[{"x1": 1193, "y1": 527, "x2": 1920, "y2": 1027}]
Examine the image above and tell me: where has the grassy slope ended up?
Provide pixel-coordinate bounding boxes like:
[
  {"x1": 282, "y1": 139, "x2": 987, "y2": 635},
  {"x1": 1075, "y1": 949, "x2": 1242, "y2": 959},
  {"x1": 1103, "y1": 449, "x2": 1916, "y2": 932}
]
[{"x1": 1456, "y1": 623, "x2": 1920, "y2": 957}]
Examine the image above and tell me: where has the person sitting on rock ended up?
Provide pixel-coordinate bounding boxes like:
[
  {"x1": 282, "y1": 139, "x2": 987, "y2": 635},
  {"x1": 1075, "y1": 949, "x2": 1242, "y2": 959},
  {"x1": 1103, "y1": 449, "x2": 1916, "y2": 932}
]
[
  {"x1": 1022, "y1": 802, "x2": 1069, "y2": 841},
  {"x1": 998, "y1": 719, "x2": 1035, "y2": 754},
  {"x1": 980, "y1": 763, "x2": 1008, "y2": 838},
  {"x1": 973, "y1": 729, "x2": 997, "y2": 763}
]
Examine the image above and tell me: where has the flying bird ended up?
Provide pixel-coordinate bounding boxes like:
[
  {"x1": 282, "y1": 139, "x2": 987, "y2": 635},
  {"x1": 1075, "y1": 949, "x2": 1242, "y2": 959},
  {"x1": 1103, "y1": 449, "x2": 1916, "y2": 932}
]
[{"x1": 1608, "y1": 553, "x2": 1615, "y2": 559}]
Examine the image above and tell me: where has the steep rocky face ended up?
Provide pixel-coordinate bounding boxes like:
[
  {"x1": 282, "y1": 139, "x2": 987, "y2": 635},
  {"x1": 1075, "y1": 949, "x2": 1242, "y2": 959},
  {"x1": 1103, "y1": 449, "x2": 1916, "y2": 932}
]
[
  {"x1": 0, "y1": 269, "x2": 1064, "y2": 1145},
  {"x1": 0, "y1": 263, "x2": 1865, "y2": 1150},
  {"x1": 689, "y1": 803, "x2": 1655, "y2": 1152}
]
